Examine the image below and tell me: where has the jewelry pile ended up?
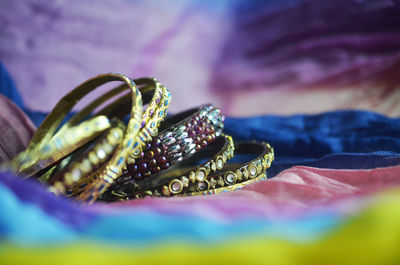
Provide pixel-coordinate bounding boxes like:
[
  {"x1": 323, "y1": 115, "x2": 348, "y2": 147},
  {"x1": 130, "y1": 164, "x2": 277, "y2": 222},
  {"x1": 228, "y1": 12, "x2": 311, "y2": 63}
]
[{"x1": 6, "y1": 74, "x2": 274, "y2": 204}]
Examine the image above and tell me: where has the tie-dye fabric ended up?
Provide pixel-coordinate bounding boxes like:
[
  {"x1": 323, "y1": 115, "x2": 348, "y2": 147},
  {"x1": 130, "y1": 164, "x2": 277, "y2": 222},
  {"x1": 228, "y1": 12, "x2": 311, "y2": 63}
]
[
  {"x1": 1, "y1": 0, "x2": 399, "y2": 115},
  {"x1": 1, "y1": 1, "x2": 400, "y2": 263},
  {"x1": 1, "y1": 166, "x2": 400, "y2": 264},
  {"x1": 1, "y1": 66, "x2": 400, "y2": 264}
]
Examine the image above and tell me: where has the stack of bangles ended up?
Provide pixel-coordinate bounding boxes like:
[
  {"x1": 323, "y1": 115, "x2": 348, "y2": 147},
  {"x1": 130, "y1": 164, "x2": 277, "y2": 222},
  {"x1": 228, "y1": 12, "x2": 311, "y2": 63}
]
[{"x1": 3, "y1": 73, "x2": 274, "y2": 204}]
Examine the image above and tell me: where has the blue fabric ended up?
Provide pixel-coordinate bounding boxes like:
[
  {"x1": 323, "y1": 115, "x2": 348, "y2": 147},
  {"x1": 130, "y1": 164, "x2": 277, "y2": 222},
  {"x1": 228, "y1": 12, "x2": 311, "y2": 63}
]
[
  {"x1": 0, "y1": 61, "x2": 25, "y2": 108},
  {"x1": 0, "y1": 171, "x2": 341, "y2": 246},
  {"x1": 224, "y1": 113, "x2": 400, "y2": 176}
]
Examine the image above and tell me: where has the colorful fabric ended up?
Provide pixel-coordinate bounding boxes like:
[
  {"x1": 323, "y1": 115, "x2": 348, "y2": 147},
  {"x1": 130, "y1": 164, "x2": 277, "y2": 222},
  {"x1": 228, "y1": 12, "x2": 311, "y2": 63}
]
[
  {"x1": 0, "y1": 61, "x2": 400, "y2": 264},
  {"x1": 1, "y1": 166, "x2": 400, "y2": 264},
  {"x1": 1, "y1": 0, "x2": 400, "y2": 263}
]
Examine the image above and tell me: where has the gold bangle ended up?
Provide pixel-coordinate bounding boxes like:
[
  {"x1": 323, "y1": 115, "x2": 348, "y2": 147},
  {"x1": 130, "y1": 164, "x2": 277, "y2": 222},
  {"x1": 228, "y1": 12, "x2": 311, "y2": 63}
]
[
  {"x1": 54, "y1": 77, "x2": 168, "y2": 139},
  {"x1": 73, "y1": 78, "x2": 170, "y2": 203},
  {"x1": 38, "y1": 80, "x2": 148, "y2": 188},
  {"x1": 8, "y1": 74, "x2": 143, "y2": 179},
  {"x1": 17, "y1": 76, "x2": 169, "y2": 203},
  {"x1": 14, "y1": 115, "x2": 112, "y2": 178},
  {"x1": 178, "y1": 171, "x2": 268, "y2": 196},
  {"x1": 181, "y1": 141, "x2": 274, "y2": 195},
  {"x1": 53, "y1": 77, "x2": 170, "y2": 184},
  {"x1": 32, "y1": 81, "x2": 139, "y2": 178},
  {"x1": 101, "y1": 140, "x2": 274, "y2": 201},
  {"x1": 8, "y1": 74, "x2": 143, "y2": 203}
]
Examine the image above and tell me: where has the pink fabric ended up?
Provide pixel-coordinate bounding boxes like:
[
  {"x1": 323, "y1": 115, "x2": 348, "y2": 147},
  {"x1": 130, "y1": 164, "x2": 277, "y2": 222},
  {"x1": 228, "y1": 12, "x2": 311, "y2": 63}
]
[
  {"x1": 244, "y1": 166, "x2": 400, "y2": 202},
  {"x1": 0, "y1": 94, "x2": 35, "y2": 163},
  {"x1": 94, "y1": 165, "x2": 400, "y2": 220}
]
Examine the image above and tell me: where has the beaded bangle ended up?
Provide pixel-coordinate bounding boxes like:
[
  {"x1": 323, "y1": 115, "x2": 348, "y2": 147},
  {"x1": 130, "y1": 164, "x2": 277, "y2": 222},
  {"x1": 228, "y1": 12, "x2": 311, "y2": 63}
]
[
  {"x1": 126, "y1": 104, "x2": 224, "y2": 180},
  {"x1": 100, "y1": 134, "x2": 234, "y2": 201},
  {"x1": 100, "y1": 140, "x2": 273, "y2": 201}
]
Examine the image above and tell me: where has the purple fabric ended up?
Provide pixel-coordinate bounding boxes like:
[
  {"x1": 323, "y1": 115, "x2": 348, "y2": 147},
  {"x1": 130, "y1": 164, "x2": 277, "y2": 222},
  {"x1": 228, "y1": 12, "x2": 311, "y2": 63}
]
[
  {"x1": 213, "y1": 0, "x2": 400, "y2": 92},
  {"x1": 1, "y1": 0, "x2": 400, "y2": 116}
]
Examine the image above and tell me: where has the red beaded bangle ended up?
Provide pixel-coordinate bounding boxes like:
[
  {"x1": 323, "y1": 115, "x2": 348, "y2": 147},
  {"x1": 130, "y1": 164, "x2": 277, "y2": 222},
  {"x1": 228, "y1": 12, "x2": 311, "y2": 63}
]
[{"x1": 126, "y1": 104, "x2": 224, "y2": 180}]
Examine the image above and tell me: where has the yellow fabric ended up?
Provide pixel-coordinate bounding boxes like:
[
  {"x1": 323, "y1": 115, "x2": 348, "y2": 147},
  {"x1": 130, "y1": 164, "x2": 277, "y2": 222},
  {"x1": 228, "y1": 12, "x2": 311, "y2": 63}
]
[{"x1": 2, "y1": 189, "x2": 400, "y2": 265}]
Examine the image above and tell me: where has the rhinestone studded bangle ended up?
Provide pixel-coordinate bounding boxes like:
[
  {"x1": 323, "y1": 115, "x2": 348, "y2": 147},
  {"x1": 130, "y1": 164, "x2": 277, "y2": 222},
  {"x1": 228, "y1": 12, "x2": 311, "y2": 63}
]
[
  {"x1": 179, "y1": 171, "x2": 268, "y2": 196},
  {"x1": 46, "y1": 118, "x2": 126, "y2": 196},
  {"x1": 179, "y1": 141, "x2": 274, "y2": 196},
  {"x1": 11, "y1": 115, "x2": 112, "y2": 178},
  {"x1": 100, "y1": 134, "x2": 234, "y2": 201},
  {"x1": 126, "y1": 104, "x2": 224, "y2": 181}
]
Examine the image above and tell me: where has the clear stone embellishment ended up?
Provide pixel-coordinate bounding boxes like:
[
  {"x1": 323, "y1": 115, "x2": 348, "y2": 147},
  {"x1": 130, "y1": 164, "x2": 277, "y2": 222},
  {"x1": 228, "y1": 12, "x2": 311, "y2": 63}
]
[
  {"x1": 97, "y1": 149, "x2": 106, "y2": 159},
  {"x1": 196, "y1": 170, "x2": 205, "y2": 181},
  {"x1": 250, "y1": 166, "x2": 257, "y2": 176},
  {"x1": 217, "y1": 159, "x2": 223, "y2": 169},
  {"x1": 171, "y1": 181, "x2": 182, "y2": 192},
  {"x1": 197, "y1": 182, "x2": 207, "y2": 191},
  {"x1": 71, "y1": 169, "x2": 82, "y2": 181},
  {"x1": 211, "y1": 162, "x2": 216, "y2": 171},
  {"x1": 226, "y1": 173, "x2": 235, "y2": 184}
]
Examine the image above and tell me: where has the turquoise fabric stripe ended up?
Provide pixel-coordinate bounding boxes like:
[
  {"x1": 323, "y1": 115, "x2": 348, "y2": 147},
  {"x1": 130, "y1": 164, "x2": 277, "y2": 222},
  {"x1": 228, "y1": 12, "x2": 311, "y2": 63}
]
[{"x1": 0, "y1": 181, "x2": 341, "y2": 246}]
